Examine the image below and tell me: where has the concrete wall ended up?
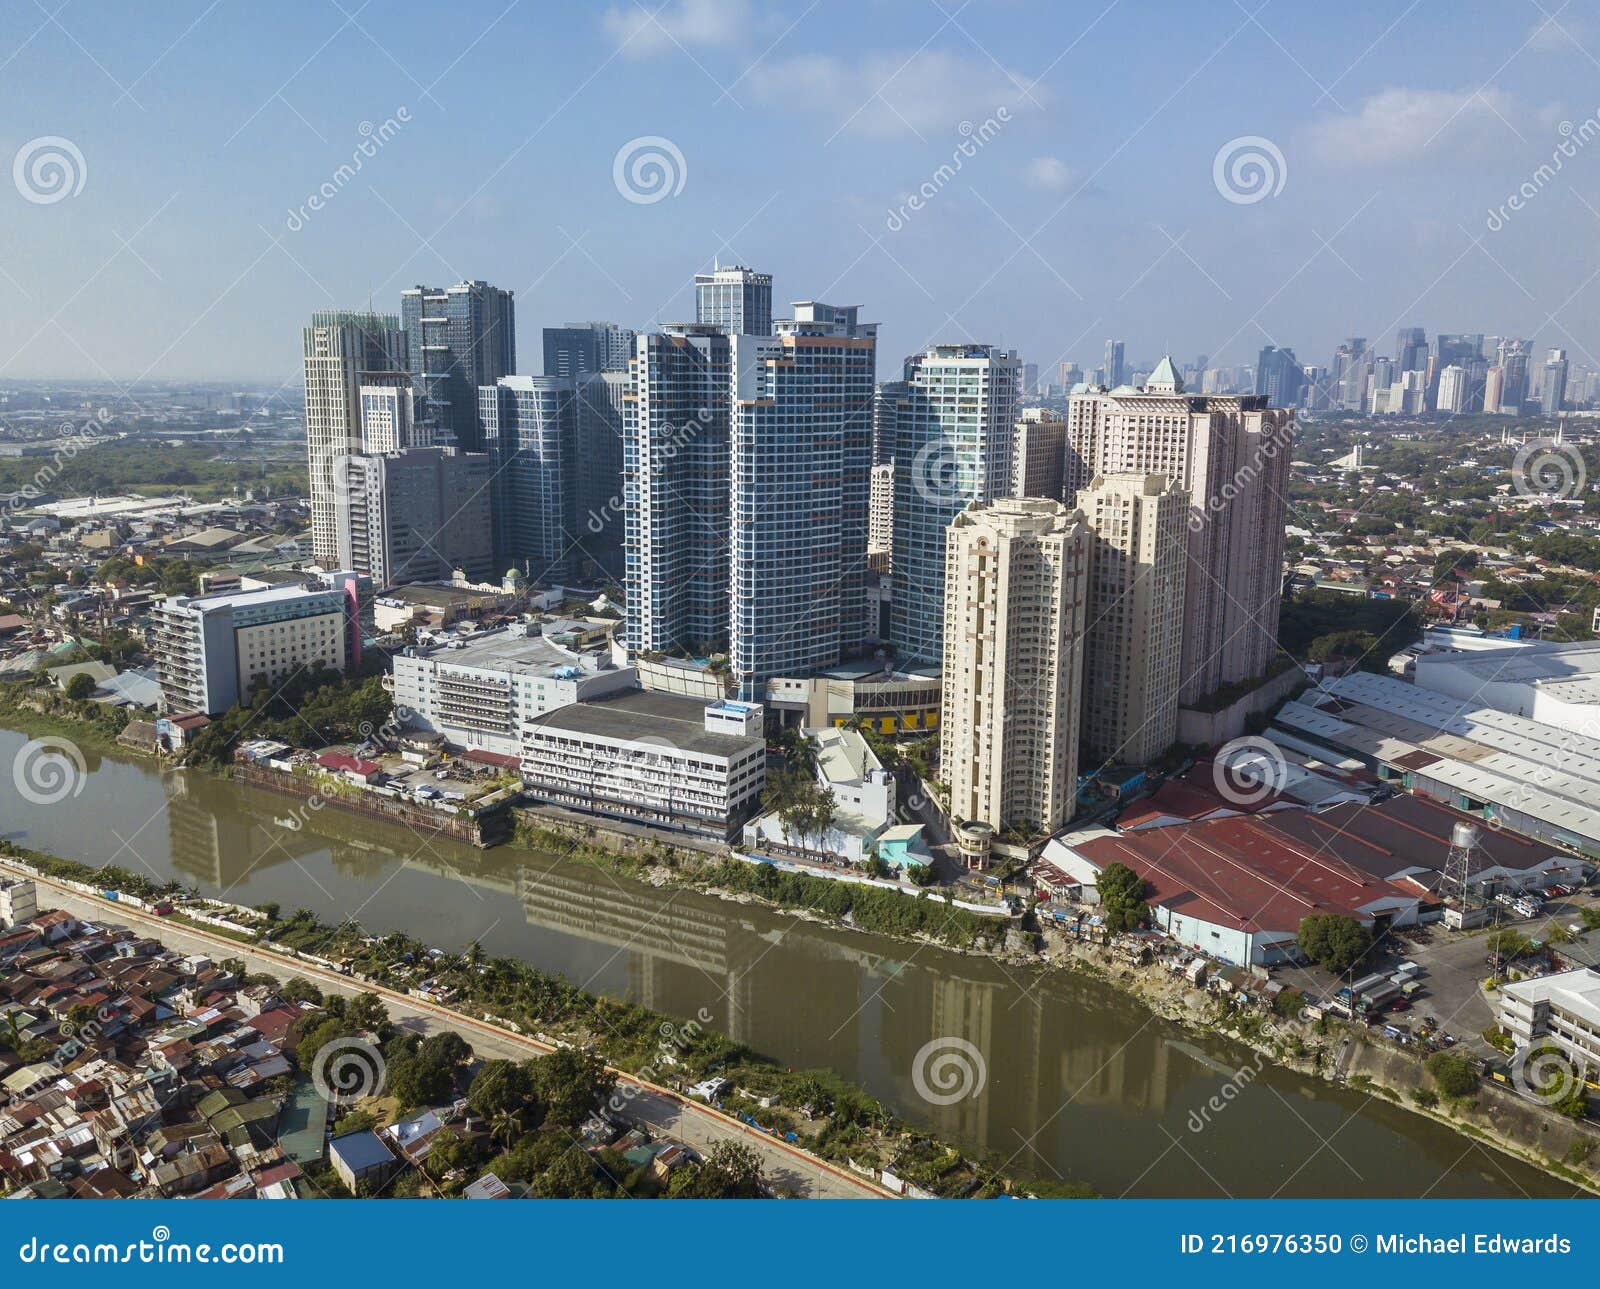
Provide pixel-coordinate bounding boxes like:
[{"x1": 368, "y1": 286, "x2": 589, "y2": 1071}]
[{"x1": 1176, "y1": 666, "x2": 1304, "y2": 747}]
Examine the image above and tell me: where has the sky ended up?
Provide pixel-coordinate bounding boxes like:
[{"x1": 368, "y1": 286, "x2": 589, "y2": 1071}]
[{"x1": 2, "y1": 0, "x2": 1599, "y2": 390}]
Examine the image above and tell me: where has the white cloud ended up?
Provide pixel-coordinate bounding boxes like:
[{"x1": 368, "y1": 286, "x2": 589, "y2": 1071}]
[
  {"x1": 755, "y1": 49, "x2": 1040, "y2": 138},
  {"x1": 1306, "y1": 86, "x2": 1523, "y2": 166},
  {"x1": 601, "y1": 0, "x2": 751, "y2": 59},
  {"x1": 1527, "y1": 15, "x2": 1586, "y2": 53},
  {"x1": 1024, "y1": 157, "x2": 1073, "y2": 191}
]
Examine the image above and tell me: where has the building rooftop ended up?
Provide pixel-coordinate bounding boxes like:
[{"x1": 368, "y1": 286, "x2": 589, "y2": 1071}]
[
  {"x1": 528, "y1": 689, "x2": 760, "y2": 759},
  {"x1": 409, "y1": 625, "x2": 614, "y2": 679},
  {"x1": 1277, "y1": 673, "x2": 1600, "y2": 845},
  {"x1": 1498, "y1": 968, "x2": 1600, "y2": 1023}
]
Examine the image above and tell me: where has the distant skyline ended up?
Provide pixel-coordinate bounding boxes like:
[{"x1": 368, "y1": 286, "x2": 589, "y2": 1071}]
[{"x1": 2, "y1": 1, "x2": 1599, "y2": 385}]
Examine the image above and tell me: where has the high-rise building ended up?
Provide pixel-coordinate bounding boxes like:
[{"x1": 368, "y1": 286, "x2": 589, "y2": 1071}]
[
  {"x1": 480, "y1": 376, "x2": 577, "y2": 580},
  {"x1": 693, "y1": 264, "x2": 772, "y2": 336},
  {"x1": 1059, "y1": 361, "x2": 1084, "y2": 390},
  {"x1": 1078, "y1": 473, "x2": 1187, "y2": 765},
  {"x1": 1542, "y1": 348, "x2": 1570, "y2": 414},
  {"x1": 1329, "y1": 337, "x2": 1370, "y2": 411},
  {"x1": 625, "y1": 325, "x2": 732, "y2": 655},
  {"x1": 1440, "y1": 363, "x2": 1465, "y2": 412},
  {"x1": 1497, "y1": 337, "x2": 1531, "y2": 412},
  {"x1": 358, "y1": 373, "x2": 433, "y2": 453},
  {"x1": 940, "y1": 496, "x2": 1090, "y2": 842},
  {"x1": 1012, "y1": 408, "x2": 1066, "y2": 501},
  {"x1": 154, "y1": 572, "x2": 369, "y2": 716},
  {"x1": 1066, "y1": 357, "x2": 1292, "y2": 705},
  {"x1": 543, "y1": 321, "x2": 637, "y2": 378},
  {"x1": 1483, "y1": 365, "x2": 1508, "y2": 415},
  {"x1": 1255, "y1": 345, "x2": 1304, "y2": 408},
  {"x1": 1395, "y1": 326, "x2": 1428, "y2": 373},
  {"x1": 728, "y1": 302, "x2": 877, "y2": 699},
  {"x1": 333, "y1": 447, "x2": 494, "y2": 588},
  {"x1": 400, "y1": 280, "x2": 516, "y2": 450},
  {"x1": 872, "y1": 379, "x2": 906, "y2": 467},
  {"x1": 888, "y1": 344, "x2": 1022, "y2": 665},
  {"x1": 303, "y1": 311, "x2": 407, "y2": 566},
  {"x1": 1021, "y1": 362, "x2": 1039, "y2": 395},
  {"x1": 574, "y1": 371, "x2": 631, "y2": 554},
  {"x1": 868, "y1": 462, "x2": 894, "y2": 563},
  {"x1": 1104, "y1": 339, "x2": 1127, "y2": 388}
]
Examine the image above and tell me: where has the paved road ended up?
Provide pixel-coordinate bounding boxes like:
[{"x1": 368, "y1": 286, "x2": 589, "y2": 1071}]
[{"x1": 26, "y1": 874, "x2": 884, "y2": 1200}]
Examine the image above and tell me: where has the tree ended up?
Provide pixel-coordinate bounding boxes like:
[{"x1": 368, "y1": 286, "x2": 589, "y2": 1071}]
[
  {"x1": 64, "y1": 672, "x2": 95, "y2": 701},
  {"x1": 468, "y1": 1059, "x2": 538, "y2": 1122},
  {"x1": 1296, "y1": 914, "x2": 1373, "y2": 974},
  {"x1": 532, "y1": 1046, "x2": 616, "y2": 1127},
  {"x1": 1096, "y1": 862, "x2": 1148, "y2": 933},
  {"x1": 1425, "y1": 1051, "x2": 1480, "y2": 1099},
  {"x1": 388, "y1": 1052, "x2": 455, "y2": 1108},
  {"x1": 668, "y1": 1140, "x2": 765, "y2": 1198},
  {"x1": 345, "y1": 992, "x2": 390, "y2": 1036}
]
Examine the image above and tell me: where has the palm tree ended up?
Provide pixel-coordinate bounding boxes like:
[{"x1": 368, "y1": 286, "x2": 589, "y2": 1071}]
[{"x1": 490, "y1": 1105, "x2": 526, "y2": 1150}]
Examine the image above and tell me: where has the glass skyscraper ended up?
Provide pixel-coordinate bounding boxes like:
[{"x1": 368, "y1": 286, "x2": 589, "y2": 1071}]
[
  {"x1": 887, "y1": 344, "x2": 1022, "y2": 666},
  {"x1": 728, "y1": 302, "x2": 877, "y2": 700},
  {"x1": 401, "y1": 280, "x2": 516, "y2": 451},
  {"x1": 480, "y1": 375, "x2": 575, "y2": 579},
  {"x1": 693, "y1": 265, "x2": 772, "y2": 336}
]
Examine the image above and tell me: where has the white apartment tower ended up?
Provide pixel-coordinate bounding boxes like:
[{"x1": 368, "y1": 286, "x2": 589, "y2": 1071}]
[
  {"x1": 940, "y1": 497, "x2": 1090, "y2": 840},
  {"x1": 1078, "y1": 473, "x2": 1188, "y2": 764},
  {"x1": 1066, "y1": 357, "x2": 1292, "y2": 705}
]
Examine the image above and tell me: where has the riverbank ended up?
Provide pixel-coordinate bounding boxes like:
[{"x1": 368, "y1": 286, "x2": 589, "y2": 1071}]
[
  {"x1": 1043, "y1": 934, "x2": 1600, "y2": 1195},
  {"x1": 504, "y1": 817, "x2": 1600, "y2": 1194},
  {"x1": 0, "y1": 840, "x2": 1093, "y2": 1199}
]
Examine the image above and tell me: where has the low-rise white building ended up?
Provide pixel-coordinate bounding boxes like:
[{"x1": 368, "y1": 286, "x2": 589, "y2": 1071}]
[
  {"x1": 1494, "y1": 969, "x2": 1600, "y2": 1083},
  {"x1": 521, "y1": 690, "x2": 765, "y2": 842},
  {"x1": 391, "y1": 624, "x2": 635, "y2": 758},
  {"x1": 742, "y1": 725, "x2": 900, "y2": 864},
  {"x1": 0, "y1": 877, "x2": 38, "y2": 928}
]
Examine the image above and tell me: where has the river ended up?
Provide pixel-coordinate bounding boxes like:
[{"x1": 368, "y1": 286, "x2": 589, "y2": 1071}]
[{"x1": 0, "y1": 726, "x2": 1577, "y2": 1197}]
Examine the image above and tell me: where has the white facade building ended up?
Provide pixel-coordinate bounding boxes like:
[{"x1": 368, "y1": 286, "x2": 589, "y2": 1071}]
[
  {"x1": 522, "y1": 690, "x2": 765, "y2": 841},
  {"x1": 1494, "y1": 969, "x2": 1600, "y2": 1083},
  {"x1": 391, "y1": 624, "x2": 636, "y2": 758}
]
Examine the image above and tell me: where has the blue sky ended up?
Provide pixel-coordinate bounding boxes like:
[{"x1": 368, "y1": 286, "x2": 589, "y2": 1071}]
[{"x1": 2, "y1": 0, "x2": 1599, "y2": 387}]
